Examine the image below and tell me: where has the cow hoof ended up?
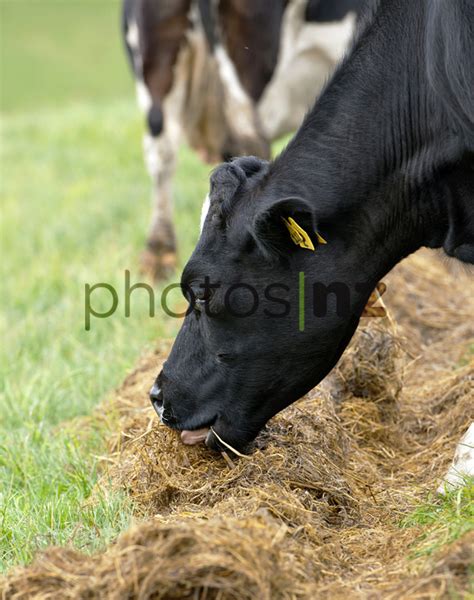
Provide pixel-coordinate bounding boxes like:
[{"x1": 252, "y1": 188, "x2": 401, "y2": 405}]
[{"x1": 140, "y1": 249, "x2": 178, "y2": 282}]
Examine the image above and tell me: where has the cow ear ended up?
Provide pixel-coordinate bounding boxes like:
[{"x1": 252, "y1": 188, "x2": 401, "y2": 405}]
[
  {"x1": 232, "y1": 156, "x2": 269, "y2": 178},
  {"x1": 251, "y1": 196, "x2": 325, "y2": 258}
]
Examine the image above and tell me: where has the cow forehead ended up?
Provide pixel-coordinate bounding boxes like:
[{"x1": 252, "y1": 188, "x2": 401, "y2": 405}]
[{"x1": 195, "y1": 199, "x2": 255, "y2": 272}]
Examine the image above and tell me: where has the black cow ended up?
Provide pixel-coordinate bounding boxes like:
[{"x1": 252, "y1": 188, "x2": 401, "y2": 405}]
[{"x1": 150, "y1": 0, "x2": 474, "y2": 456}]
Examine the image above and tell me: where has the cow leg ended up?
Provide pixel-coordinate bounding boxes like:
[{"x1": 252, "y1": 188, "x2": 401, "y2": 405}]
[
  {"x1": 141, "y1": 125, "x2": 180, "y2": 281},
  {"x1": 140, "y1": 41, "x2": 192, "y2": 281},
  {"x1": 124, "y1": 0, "x2": 191, "y2": 281}
]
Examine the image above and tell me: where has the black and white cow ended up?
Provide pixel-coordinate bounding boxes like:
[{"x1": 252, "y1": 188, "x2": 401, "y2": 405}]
[
  {"x1": 123, "y1": 0, "x2": 364, "y2": 279},
  {"x1": 149, "y1": 0, "x2": 474, "y2": 483}
]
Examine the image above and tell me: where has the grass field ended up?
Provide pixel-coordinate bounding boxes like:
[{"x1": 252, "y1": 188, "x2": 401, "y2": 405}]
[
  {"x1": 0, "y1": 0, "x2": 209, "y2": 570},
  {"x1": 1, "y1": 0, "x2": 472, "y2": 578}
]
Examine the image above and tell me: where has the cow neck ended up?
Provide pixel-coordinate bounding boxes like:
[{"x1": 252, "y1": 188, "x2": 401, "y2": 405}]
[{"x1": 267, "y1": 0, "x2": 460, "y2": 284}]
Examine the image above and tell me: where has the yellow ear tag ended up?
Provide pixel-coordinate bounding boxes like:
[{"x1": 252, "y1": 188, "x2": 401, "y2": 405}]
[
  {"x1": 282, "y1": 217, "x2": 327, "y2": 251},
  {"x1": 282, "y1": 217, "x2": 314, "y2": 250}
]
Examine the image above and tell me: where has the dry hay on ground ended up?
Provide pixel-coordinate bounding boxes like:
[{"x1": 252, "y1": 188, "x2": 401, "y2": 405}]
[{"x1": 2, "y1": 250, "x2": 473, "y2": 599}]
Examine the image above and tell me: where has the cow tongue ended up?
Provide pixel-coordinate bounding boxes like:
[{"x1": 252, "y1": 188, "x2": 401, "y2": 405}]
[{"x1": 181, "y1": 428, "x2": 210, "y2": 445}]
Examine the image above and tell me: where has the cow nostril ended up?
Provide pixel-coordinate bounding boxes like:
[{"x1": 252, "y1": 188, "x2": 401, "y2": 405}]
[
  {"x1": 149, "y1": 383, "x2": 163, "y2": 414},
  {"x1": 162, "y1": 407, "x2": 173, "y2": 420}
]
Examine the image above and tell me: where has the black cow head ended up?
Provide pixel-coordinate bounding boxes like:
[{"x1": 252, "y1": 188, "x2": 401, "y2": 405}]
[{"x1": 150, "y1": 156, "x2": 379, "y2": 452}]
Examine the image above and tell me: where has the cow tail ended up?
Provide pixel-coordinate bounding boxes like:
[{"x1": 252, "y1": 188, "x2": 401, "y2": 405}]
[{"x1": 197, "y1": 0, "x2": 218, "y2": 51}]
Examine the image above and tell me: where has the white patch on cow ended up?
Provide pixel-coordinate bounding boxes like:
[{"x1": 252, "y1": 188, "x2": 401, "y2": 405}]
[
  {"x1": 145, "y1": 127, "x2": 177, "y2": 239},
  {"x1": 215, "y1": 45, "x2": 249, "y2": 105},
  {"x1": 437, "y1": 423, "x2": 474, "y2": 494},
  {"x1": 200, "y1": 194, "x2": 210, "y2": 232},
  {"x1": 143, "y1": 134, "x2": 162, "y2": 179},
  {"x1": 258, "y1": 0, "x2": 356, "y2": 140},
  {"x1": 126, "y1": 18, "x2": 147, "y2": 82},
  {"x1": 214, "y1": 45, "x2": 259, "y2": 139},
  {"x1": 126, "y1": 20, "x2": 139, "y2": 51},
  {"x1": 308, "y1": 13, "x2": 357, "y2": 64},
  {"x1": 135, "y1": 79, "x2": 152, "y2": 113}
]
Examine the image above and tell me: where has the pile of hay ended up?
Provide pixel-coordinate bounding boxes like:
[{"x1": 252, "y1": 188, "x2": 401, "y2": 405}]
[{"x1": 2, "y1": 250, "x2": 473, "y2": 599}]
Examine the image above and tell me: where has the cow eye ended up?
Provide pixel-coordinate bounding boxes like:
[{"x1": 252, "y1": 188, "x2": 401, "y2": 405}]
[
  {"x1": 216, "y1": 352, "x2": 236, "y2": 365},
  {"x1": 192, "y1": 287, "x2": 213, "y2": 312},
  {"x1": 194, "y1": 298, "x2": 205, "y2": 312}
]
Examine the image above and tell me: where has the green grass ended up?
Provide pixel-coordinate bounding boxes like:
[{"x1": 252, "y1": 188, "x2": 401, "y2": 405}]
[
  {"x1": 0, "y1": 0, "x2": 130, "y2": 113},
  {"x1": 0, "y1": 420, "x2": 133, "y2": 560},
  {"x1": 401, "y1": 479, "x2": 474, "y2": 558},
  {"x1": 0, "y1": 99, "x2": 211, "y2": 570},
  {"x1": 0, "y1": 0, "x2": 211, "y2": 569}
]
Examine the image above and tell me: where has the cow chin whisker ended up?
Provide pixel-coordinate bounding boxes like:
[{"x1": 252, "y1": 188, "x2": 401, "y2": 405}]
[{"x1": 206, "y1": 427, "x2": 250, "y2": 458}]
